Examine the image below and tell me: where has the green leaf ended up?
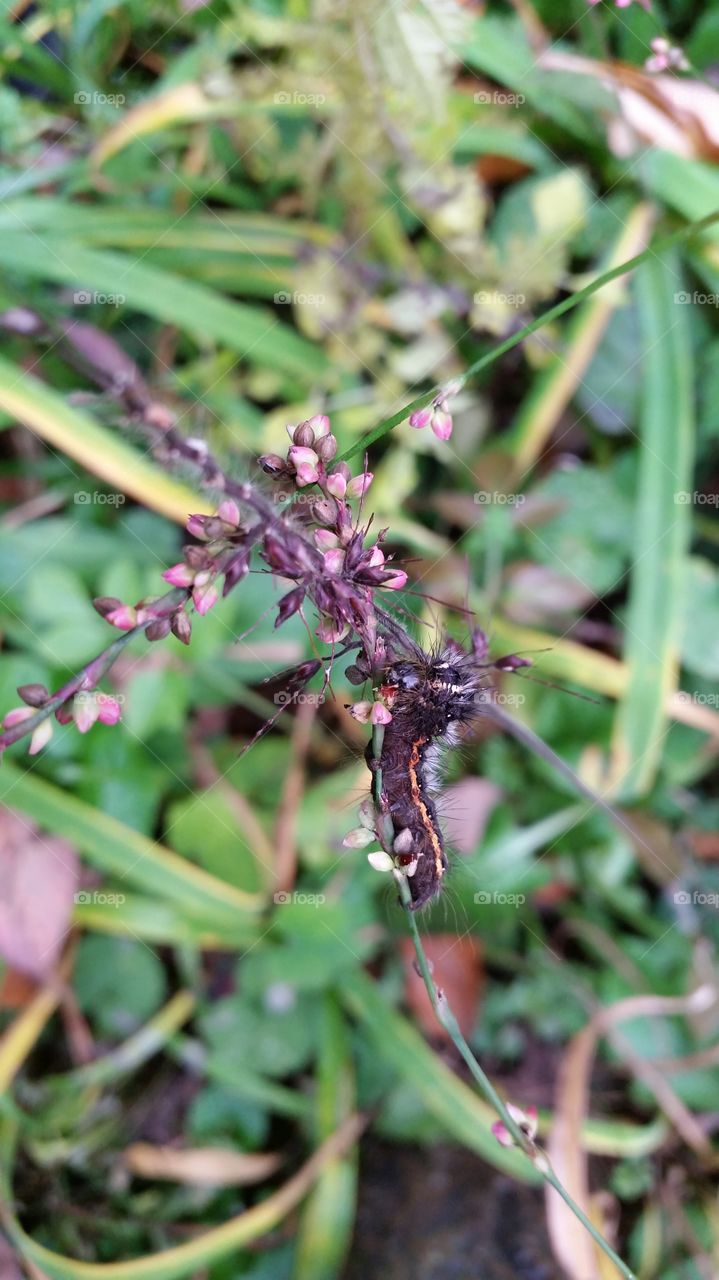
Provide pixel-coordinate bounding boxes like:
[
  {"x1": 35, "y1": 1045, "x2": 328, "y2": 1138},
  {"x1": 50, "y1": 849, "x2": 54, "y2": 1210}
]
[
  {"x1": 73, "y1": 936, "x2": 166, "y2": 1036},
  {"x1": 0, "y1": 355, "x2": 207, "y2": 524},
  {"x1": 611, "y1": 254, "x2": 694, "y2": 798},
  {"x1": 0, "y1": 238, "x2": 329, "y2": 381}
]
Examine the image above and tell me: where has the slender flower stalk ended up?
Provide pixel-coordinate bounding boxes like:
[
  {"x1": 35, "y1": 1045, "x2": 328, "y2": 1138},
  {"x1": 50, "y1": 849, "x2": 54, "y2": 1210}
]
[{"x1": 366, "y1": 724, "x2": 638, "y2": 1280}]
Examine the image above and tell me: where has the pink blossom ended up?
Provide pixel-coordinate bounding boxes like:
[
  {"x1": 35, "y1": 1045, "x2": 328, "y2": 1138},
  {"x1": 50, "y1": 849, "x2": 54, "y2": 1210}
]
[
  {"x1": 314, "y1": 529, "x2": 340, "y2": 551},
  {"x1": 105, "y1": 604, "x2": 138, "y2": 630},
  {"x1": 3, "y1": 706, "x2": 33, "y2": 730},
  {"x1": 295, "y1": 461, "x2": 320, "y2": 486},
  {"x1": 28, "y1": 718, "x2": 54, "y2": 754},
  {"x1": 491, "y1": 1104, "x2": 538, "y2": 1148},
  {"x1": 382, "y1": 569, "x2": 408, "y2": 591},
  {"x1": 430, "y1": 408, "x2": 453, "y2": 441},
  {"x1": 96, "y1": 694, "x2": 122, "y2": 725},
  {"x1": 370, "y1": 702, "x2": 392, "y2": 725},
  {"x1": 217, "y1": 498, "x2": 240, "y2": 525},
  {"x1": 347, "y1": 472, "x2": 373, "y2": 499},
  {"x1": 73, "y1": 694, "x2": 100, "y2": 734},
  {"x1": 288, "y1": 445, "x2": 319, "y2": 470},
  {"x1": 323, "y1": 549, "x2": 346, "y2": 574},
  {"x1": 325, "y1": 472, "x2": 347, "y2": 500},
  {"x1": 316, "y1": 616, "x2": 349, "y2": 643},
  {"x1": 192, "y1": 581, "x2": 219, "y2": 615},
  {"x1": 367, "y1": 545, "x2": 385, "y2": 568},
  {"x1": 409, "y1": 407, "x2": 432, "y2": 430},
  {"x1": 162, "y1": 563, "x2": 195, "y2": 588}
]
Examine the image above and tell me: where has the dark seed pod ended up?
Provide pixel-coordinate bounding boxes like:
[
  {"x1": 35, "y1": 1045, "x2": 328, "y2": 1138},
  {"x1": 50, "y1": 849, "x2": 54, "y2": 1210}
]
[
  {"x1": 93, "y1": 596, "x2": 123, "y2": 618},
  {"x1": 146, "y1": 617, "x2": 172, "y2": 642},
  {"x1": 17, "y1": 683, "x2": 50, "y2": 707},
  {"x1": 171, "y1": 611, "x2": 192, "y2": 645},
  {"x1": 292, "y1": 422, "x2": 315, "y2": 448}
]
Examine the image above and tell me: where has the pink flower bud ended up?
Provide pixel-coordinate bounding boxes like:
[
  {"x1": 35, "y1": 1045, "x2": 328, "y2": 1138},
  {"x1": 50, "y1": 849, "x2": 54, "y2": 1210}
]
[
  {"x1": 295, "y1": 461, "x2": 320, "y2": 486},
  {"x1": 409, "y1": 407, "x2": 432, "y2": 430},
  {"x1": 382, "y1": 569, "x2": 408, "y2": 591},
  {"x1": 73, "y1": 693, "x2": 100, "y2": 734},
  {"x1": 323, "y1": 549, "x2": 346, "y2": 574},
  {"x1": 430, "y1": 408, "x2": 453, "y2": 441},
  {"x1": 288, "y1": 445, "x2": 319, "y2": 469},
  {"x1": 162, "y1": 563, "x2": 196, "y2": 588},
  {"x1": 370, "y1": 702, "x2": 392, "y2": 725},
  {"x1": 347, "y1": 472, "x2": 373, "y2": 499},
  {"x1": 305, "y1": 414, "x2": 331, "y2": 437},
  {"x1": 3, "y1": 706, "x2": 34, "y2": 729},
  {"x1": 97, "y1": 694, "x2": 122, "y2": 725},
  {"x1": 29, "y1": 718, "x2": 54, "y2": 755},
  {"x1": 367, "y1": 545, "x2": 385, "y2": 568},
  {"x1": 491, "y1": 1104, "x2": 538, "y2": 1149},
  {"x1": 217, "y1": 498, "x2": 240, "y2": 525},
  {"x1": 105, "y1": 605, "x2": 138, "y2": 630},
  {"x1": 316, "y1": 617, "x2": 349, "y2": 643},
  {"x1": 186, "y1": 514, "x2": 210, "y2": 540},
  {"x1": 193, "y1": 581, "x2": 220, "y2": 615},
  {"x1": 325, "y1": 472, "x2": 347, "y2": 500},
  {"x1": 314, "y1": 529, "x2": 340, "y2": 551}
]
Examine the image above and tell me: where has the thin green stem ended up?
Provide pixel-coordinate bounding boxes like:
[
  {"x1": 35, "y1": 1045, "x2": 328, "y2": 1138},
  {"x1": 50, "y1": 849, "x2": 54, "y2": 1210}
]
[
  {"x1": 340, "y1": 208, "x2": 719, "y2": 464},
  {"x1": 368, "y1": 727, "x2": 637, "y2": 1280}
]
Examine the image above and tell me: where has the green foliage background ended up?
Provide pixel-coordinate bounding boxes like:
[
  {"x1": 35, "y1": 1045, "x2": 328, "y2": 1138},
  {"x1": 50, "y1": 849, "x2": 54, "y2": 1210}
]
[{"x1": 1, "y1": 1, "x2": 719, "y2": 1276}]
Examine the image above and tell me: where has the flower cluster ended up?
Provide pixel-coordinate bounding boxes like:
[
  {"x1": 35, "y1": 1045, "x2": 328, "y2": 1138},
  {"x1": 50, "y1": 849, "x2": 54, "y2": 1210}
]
[
  {"x1": 645, "y1": 37, "x2": 689, "y2": 72},
  {"x1": 0, "y1": 413, "x2": 410, "y2": 758},
  {"x1": 2, "y1": 686, "x2": 122, "y2": 755}
]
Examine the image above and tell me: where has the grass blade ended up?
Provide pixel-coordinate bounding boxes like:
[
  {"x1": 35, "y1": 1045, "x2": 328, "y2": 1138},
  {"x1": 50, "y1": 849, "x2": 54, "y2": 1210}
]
[{"x1": 610, "y1": 253, "x2": 694, "y2": 798}]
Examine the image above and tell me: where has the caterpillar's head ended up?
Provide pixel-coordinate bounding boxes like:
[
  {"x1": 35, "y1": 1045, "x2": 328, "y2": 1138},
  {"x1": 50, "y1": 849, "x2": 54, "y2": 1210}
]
[{"x1": 382, "y1": 654, "x2": 478, "y2": 735}]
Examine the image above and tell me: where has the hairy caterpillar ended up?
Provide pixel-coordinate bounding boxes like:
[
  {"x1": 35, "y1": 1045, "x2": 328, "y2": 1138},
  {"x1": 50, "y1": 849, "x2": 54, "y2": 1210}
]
[{"x1": 368, "y1": 644, "x2": 489, "y2": 911}]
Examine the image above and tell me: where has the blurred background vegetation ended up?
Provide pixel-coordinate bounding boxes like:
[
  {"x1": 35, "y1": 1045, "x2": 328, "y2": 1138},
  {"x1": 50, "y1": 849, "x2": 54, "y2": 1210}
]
[{"x1": 1, "y1": 0, "x2": 719, "y2": 1277}]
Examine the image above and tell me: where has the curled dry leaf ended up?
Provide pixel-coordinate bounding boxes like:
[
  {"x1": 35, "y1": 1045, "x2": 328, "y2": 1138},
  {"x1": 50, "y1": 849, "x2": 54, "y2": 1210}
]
[
  {"x1": 0, "y1": 810, "x2": 79, "y2": 980},
  {"x1": 540, "y1": 51, "x2": 719, "y2": 162},
  {"x1": 401, "y1": 934, "x2": 484, "y2": 1040},
  {"x1": 123, "y1": 1143, "x2": 283, "y2": 1186}
]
